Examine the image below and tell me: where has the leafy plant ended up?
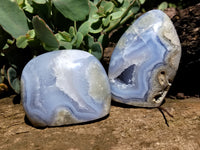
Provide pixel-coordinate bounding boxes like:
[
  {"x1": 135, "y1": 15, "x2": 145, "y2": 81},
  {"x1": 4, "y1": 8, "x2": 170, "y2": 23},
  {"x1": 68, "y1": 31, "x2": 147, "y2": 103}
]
[{"x1": 0, "y1": 0, "x2": 143, "y2": 94}]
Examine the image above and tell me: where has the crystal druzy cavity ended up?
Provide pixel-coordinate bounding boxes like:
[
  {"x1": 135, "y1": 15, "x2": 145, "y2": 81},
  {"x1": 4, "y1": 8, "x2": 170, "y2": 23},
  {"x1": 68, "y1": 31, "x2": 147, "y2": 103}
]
[
  {"x1": 108, "y1": 10, "x2": 181, "y2": 107},
  {"x1": 21, "y1": 50, "x2": 111, "y2": 127}
]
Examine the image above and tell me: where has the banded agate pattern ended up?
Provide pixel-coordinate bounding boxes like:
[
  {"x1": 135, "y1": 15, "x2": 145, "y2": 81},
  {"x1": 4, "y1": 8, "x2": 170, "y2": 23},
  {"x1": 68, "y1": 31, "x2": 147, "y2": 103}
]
[
  {"x1": 108, "y1": 10, "x2": 181, "y2": 107},
  {"x1": 21, "y1": 50, "x2": 111, "y2": 127}
]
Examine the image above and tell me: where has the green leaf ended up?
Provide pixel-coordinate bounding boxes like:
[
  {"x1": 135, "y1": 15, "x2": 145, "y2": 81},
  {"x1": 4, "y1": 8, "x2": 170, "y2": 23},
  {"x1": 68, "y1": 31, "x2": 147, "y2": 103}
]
[
  {"x1": 0, "y1": 0, "x2": 29, "y2": 38},
  {"x1": 3, "y1": 44, "x2": 9, "y2": 50},
  {"x1": 27, "y1": 29, "x2": 35, "y2": 39},
  {"x1": 98, "y1": 34, "x2": 104, "y2": 44},
  {"x1": 7, "y1": 67, "x2": 20, "y2": 94},
  {"x1": 59, "y1": 41, "x2": 72, "y2": 49},
  {"x1": 93, "y1": 0, "x2": 100, "y2": 5},
  {"x1": 69, "y1": 26, "x2": 75, "y2": 37},
  {"x1": 76, "y1": 32, "x2": 83, "y2": 48},
  {"x1": 30, "y1": 0, "x2": 52, "y2": 24},
  {"x1": 16, "y1": 0, "x2": 24, "y2": 8},
  {"x1": 42, "y1": 43, "x2": 58, "y2": 51},
  {"x1": 139, "y1": 0, "x2": 145, "y2": 5},
  {"x1": 104, "y1": 19, "x2": 120, "y2": 32},
  {"x1": 98, "y1": 34, "x2": 108, "y2": 47},
  {"x1": 0, "y1": 65, "x2": 5, "y2": 83},
  {"x1": 88, "y1": 2, "x2": 99, "y2": 24},
  {"x1": 120, "y1": 6, "x2": 140, "y2": 24},
  {"x1": 169, "y1": 3, "x2": 176, "y2": 8},
  {"x1": 85, "y1": 34, "x2": 94, "y2": 48},
  {"x1": 56, "y1": 31, "x2": 72, "y2": 42},
  {"x1": 7, "y1": 39, "x2": 15, "y2": 45},
  {"x1": 32, "y1": 15, "x2": 59, "y2": 51},
  {"x1": 89, "y1": 25, "x2": 103, "y2": 34},
  {"x1": 33, "y1": 0, "x2": 47, "y2": 4},
  {"x1": 110, "y1": 11, "x2": 123, "y2": 20},
  {"x1": 158, "y1": 2, "x2": 168, "y2": 10},
  {"x1": 104, "y1": 1, "x2": 115, "y2": 14},
  {"x1": 70, "y1": 35, "x2": 77, "y2": 46},
  {"x1": 87, "y1": 2, "x2": 103, "y2": 34},
  {"x1": 53, "y1": 0, "x2": 89, "y2": 21},
  {"x1": 78, "y1": 21, "x2": 90, "y2": 36},
  {"x1": 100, "y1": 1, "x2": 114, "y2": 14},
  {"x1": 90, "y1": 42, "x2": 103, "y2": 60},
  {"x1": 117, "y1": 0, "x2": 123, "y2": 4},
  {"x1": 16, "y1": 35, "x2": 28, "y2": 48},
  {"x1": 0, "y1": 26, "x2": 8, "y2": 49},
  {"x1": 113, "y1": 0, "x2": 129, "y2": 13},
  {"x1": 102, "y1": 15, "x2": 111, "y2": 27},
  {"x1": 23, "y1": 0, "x2": 34, "y2": 13}
]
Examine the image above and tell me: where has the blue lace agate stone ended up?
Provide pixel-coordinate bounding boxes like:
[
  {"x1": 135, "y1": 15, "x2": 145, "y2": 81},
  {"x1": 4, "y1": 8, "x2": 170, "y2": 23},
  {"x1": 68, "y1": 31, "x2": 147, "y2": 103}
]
[
  {"x1": 21, "y1": 50, "x2": 111, "y2": 127},
  {"x1": 108, "y1": 10, "x2": 181, "y2": 107}
]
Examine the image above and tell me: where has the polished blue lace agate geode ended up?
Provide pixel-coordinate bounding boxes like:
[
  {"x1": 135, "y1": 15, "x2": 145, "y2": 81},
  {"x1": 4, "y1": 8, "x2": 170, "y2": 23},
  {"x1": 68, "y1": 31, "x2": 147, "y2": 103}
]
[
  {"x1": 108, "y1": 10, "x2": 181, "y2": 107},
  {"x1": 21, "y1": 50, "x2": 111, "y2": 127}
]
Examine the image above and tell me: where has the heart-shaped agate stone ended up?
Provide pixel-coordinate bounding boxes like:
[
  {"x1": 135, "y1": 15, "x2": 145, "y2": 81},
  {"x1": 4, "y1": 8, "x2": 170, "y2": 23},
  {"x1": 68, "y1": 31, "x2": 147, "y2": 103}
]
[
  {"x1": 108, "y1": 10, "x2": 181, "y2": 107},
  {"x1": 21, "y1": 50, "x2": 111, "y2": 127}
]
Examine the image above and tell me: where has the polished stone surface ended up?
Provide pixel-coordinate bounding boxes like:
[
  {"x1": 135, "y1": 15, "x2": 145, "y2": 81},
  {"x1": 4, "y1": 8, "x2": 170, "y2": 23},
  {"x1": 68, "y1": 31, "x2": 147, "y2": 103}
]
[
  {"x1": 108, "y1": 10, "x2": 181, "y2": 107},
  {"x1": 21, "y1": 50, "x2": 111, "y2": 127}
]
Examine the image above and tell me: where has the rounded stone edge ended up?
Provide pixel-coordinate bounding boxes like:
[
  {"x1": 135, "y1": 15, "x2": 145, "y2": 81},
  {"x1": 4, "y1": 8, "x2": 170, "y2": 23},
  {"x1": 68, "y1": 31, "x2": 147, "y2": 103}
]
[
  {"x1": 109, "y1": 10, "x2": 182, "y2": 108},
  {"x1": 21, "y1": 50, "x2": 111, "y2": 127}
]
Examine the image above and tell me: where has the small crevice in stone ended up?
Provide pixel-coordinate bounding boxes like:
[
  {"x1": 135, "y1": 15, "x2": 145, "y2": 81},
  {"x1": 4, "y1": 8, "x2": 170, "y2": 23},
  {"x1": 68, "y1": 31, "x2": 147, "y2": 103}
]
[{"x1": 116, "y1": 64, "x2": 135, "y2": 85}]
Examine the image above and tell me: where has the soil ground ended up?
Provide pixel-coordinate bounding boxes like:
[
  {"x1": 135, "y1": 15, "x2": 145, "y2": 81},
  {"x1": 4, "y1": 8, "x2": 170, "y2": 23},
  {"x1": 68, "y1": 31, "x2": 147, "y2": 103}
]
[{"x1": 0, "y1": 95, "x2": 200, "y2": 150}]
